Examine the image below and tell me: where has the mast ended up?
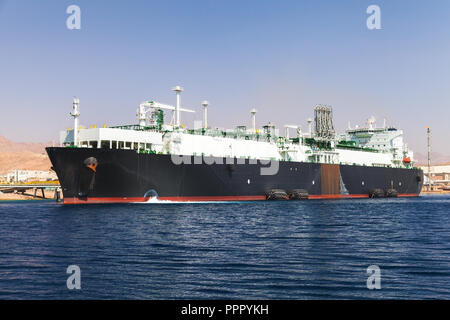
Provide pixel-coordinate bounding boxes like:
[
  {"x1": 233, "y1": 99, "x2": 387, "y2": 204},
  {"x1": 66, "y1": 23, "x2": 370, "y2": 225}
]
[
  {"x1": 70, "y1": 97, "x2": 80, "y2": 146},
  {"x1": 307, "y1": 118, "x2": 313, "y2": 138}
]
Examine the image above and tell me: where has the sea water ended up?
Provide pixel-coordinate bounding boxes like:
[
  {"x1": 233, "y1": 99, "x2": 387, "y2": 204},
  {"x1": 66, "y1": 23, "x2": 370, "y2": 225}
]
[{"x1": 0, "y1": 196, "x2": 449, "y2": 299}]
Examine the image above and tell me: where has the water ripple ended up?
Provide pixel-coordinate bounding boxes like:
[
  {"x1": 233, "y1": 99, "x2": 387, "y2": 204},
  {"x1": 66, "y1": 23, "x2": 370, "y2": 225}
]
[{"x1": 0, "y1": 196, "x2": 449, "y2": 299}]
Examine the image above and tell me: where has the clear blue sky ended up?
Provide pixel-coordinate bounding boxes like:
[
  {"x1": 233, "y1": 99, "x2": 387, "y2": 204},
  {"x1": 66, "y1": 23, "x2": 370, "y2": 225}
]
[{"x1": 0, "y1": 0, "x2": 449, "y2": 156}]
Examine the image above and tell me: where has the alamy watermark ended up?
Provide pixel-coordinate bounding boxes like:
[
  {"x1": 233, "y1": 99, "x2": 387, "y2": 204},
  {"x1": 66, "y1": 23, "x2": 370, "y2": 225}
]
[
  {"x1": 64, "y1": 5, "x2": 382, "y2": 32},
  {"x1": 66, "y1": 5, "x2": 81, "y2": 30},
  {"x1": 366, "y1": 5, "x2": 381, "y2": 30},
  {"x1": 66, "y1": 265, "x2": 81, "y2": 290},
  {"x1": 170, "y1": 154, "x2": 279, "y2": 176},
  {"x1": 366, "y1": 265, "x2": 381, "y2": 290}
]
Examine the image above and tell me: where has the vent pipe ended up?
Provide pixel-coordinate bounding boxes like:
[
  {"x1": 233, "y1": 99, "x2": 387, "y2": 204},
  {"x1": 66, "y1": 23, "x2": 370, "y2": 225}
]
[
  {"x1": 202, "y1": 100, "x2": 209, "y2": 129},
  {"x1": 250, "y1": 108, "x2": 257, "y2": 133},
  {"x1": 172, "y1": 86, "x2": 183, "y2": 127},
  {"x1": 307, "y1": 118, "x2": 313, "y2": 137}
]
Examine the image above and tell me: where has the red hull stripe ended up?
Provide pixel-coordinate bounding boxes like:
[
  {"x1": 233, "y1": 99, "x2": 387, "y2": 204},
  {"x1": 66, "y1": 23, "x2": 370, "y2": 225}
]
[
  {"x1": 64, "y1": 197, "x2": 145, "y2": 204},
  {"x1": 63, "y1": 193, "x2": 420, "y2": 204},
  {"x1": 158, "y1": 195, "x2": 267, "y2": 201},
  {"x1": 308, "y1": 194, "x2": 368, "y2": 199}
]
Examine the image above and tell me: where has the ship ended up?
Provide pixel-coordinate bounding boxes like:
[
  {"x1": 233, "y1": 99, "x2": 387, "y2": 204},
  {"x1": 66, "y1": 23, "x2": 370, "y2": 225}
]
[{"x1": 46, "y1": 86, "x2": 423, "y2": 204}]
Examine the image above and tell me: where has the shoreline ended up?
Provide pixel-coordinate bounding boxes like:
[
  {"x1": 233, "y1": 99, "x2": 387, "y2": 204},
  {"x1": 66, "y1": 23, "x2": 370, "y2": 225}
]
[{"x1": 421, "y1": 190, "x2": 450, "y2": 195}]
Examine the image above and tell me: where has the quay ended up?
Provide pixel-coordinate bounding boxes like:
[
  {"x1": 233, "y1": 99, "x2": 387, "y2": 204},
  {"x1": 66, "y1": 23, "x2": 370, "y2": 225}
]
[{"x1": 0, "y1": 182, "x2": 62, "y2": 201}]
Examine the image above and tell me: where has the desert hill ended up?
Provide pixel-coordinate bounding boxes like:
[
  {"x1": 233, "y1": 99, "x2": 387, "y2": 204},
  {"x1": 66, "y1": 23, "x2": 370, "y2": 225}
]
[
  {"x1": 0, "y1": 135, "x2": 49, "y2": 154},
  {"x1": 414, "y1": 152, "x2": 450, "y2": 166},
  {"x1": 0, "y1": 135, "x2": 52, "y2": 175}
]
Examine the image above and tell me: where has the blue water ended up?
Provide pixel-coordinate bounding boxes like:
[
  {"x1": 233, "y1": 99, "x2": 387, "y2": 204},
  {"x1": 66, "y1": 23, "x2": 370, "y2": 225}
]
[{"x1": 0, "y1": 196, "x2": 449, "y2": 299}]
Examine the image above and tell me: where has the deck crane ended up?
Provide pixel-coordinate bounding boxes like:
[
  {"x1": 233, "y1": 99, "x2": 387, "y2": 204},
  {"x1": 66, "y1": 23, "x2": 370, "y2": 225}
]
[{"x1": 137, "y1": 100, "x2": 195, "y2": 128}]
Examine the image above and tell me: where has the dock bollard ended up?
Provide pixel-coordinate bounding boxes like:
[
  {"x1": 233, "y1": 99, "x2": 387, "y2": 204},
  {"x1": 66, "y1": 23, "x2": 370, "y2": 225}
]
[{"x1": 55, "y1": 189, "x2": 62, "y2": 202}]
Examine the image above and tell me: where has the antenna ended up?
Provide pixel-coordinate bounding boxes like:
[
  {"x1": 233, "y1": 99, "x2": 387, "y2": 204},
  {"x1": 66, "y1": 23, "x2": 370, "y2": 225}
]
[
  {"x1": 70, "y1": 97, "x2": 80, "y2": 146},
  {"x1": 202, "y1": 101, "x2": 209, "y2": 129},
  {"x1": 250, "y1": 108, "x2": 257, "y2": 133}
]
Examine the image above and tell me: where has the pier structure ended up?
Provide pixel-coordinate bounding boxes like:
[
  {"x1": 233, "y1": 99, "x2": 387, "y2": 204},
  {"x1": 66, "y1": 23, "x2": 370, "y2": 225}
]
[{"x1": 0, "y1": 183, "x2": 62, "y2": 201}]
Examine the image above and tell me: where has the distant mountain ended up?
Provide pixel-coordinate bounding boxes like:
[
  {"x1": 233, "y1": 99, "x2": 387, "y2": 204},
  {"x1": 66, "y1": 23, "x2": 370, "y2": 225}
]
[
  {"x1": 0, "y1": 135, "x2": 49, "y2": 154},
  {"x1": 0, "y1": 135, "x2": 52, "y2": 175},
  {"x1": 0, "y1": 152, "x2": 52, "y2": 175},
  {"x1": 414, "y1": 151, "x2": 450, "y2": 166}
]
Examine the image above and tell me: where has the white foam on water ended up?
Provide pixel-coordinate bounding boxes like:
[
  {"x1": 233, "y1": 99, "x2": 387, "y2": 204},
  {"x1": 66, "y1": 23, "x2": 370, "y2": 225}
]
[{"x1": 131, "y1": 197, "x2": 172, "y2": 204}]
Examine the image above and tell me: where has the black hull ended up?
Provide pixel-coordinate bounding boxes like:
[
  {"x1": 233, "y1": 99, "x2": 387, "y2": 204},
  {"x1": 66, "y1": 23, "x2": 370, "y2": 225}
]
[{"x1": 46, "y1": 147, "x2": 423, "y2": 204}]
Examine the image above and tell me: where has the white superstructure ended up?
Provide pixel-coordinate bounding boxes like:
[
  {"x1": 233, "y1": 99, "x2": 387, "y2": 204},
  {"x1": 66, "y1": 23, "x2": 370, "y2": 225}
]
[{"x1": 60, "y1": 87, "x2": 417, "y2": 169}]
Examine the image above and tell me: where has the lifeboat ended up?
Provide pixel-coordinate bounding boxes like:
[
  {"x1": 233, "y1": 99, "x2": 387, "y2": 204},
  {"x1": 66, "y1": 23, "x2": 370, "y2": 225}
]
[{"x1": 403, "y1": 157, "x2": 411, "y2": 163}]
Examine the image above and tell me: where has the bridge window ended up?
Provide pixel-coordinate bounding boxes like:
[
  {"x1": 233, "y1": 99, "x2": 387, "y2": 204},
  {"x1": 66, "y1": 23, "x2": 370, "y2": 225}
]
[{"x1": 101, "y1": 140, "x2": 110, "y2": 149}]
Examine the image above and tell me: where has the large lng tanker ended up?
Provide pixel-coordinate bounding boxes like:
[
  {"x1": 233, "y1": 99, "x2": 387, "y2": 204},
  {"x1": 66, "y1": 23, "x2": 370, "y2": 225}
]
[{"x1": 46, "y1": 86, "x2": 423, "y2": 204}]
